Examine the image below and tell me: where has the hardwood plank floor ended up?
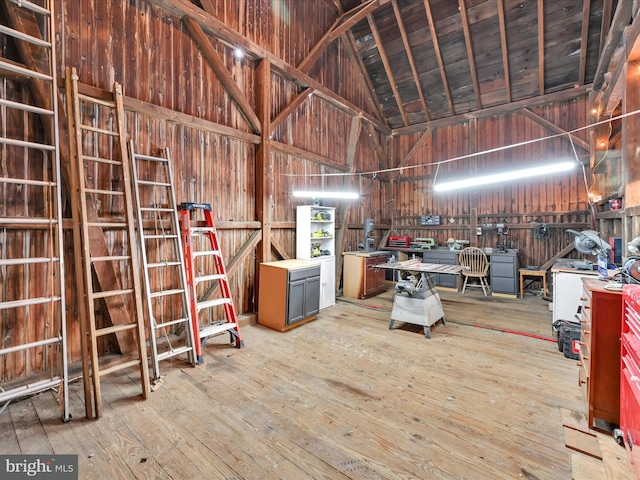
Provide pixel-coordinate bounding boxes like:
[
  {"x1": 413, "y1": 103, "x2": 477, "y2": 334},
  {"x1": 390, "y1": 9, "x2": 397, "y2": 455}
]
[{"x1": 0, "y1": 289, "x2": 593, "y2": 479}]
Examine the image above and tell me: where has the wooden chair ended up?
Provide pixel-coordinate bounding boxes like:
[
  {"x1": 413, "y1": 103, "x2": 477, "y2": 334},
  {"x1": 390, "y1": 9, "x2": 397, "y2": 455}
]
[{"x1": 458, "y1": 247, "x2": 490, "y2": 296}]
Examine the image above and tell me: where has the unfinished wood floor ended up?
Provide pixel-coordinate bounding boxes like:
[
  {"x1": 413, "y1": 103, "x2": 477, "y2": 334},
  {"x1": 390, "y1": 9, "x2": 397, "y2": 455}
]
[{"x1": 1, "y1": 289, "x2": 587, "y2": 479}]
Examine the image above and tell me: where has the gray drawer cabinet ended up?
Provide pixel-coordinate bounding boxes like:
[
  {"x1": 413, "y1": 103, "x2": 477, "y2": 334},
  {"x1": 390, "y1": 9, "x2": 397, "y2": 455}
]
[
  {"x1": 488, "y1": 251, "x2": 518, "y2": 296},
  {"x1": 288, "y1": 266, "x2": 321, "y2": 324},
  {"x1": 421, "y1": 249, "x2": 458, "y2": 288},
  {"x1": 258, "y1": 260, "x2": 321, "y2": 332}
]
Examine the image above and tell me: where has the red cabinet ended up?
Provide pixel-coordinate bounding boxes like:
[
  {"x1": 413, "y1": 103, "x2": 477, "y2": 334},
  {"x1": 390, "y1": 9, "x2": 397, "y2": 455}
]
[{"x1": 621, "y1": 285, "x2": 640, "y2": 478}]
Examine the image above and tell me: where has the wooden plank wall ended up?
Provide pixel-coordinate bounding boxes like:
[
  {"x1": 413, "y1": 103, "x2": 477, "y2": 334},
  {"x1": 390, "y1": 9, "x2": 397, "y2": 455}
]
[
  {"x1": 1, "y1": 0, "x2": 596, "y2": 385},
  {"x1": 389, "y1": 97, "x2": 592, "y2": 269}
]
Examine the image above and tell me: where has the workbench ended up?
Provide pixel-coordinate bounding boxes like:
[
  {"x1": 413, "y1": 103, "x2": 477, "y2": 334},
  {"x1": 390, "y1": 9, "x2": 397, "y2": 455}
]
[{"x1": 377, "y1": 259, "x2": 464, "y2": 338}]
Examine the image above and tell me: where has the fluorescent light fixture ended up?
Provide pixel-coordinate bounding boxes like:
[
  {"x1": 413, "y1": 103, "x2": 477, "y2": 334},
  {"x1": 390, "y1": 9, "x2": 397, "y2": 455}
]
[
  {"x1": 292, "y1": 190, "x2": 360, "y2": 200},
  {"x1": 433, "y1": 161, "x2": 576, "y2": 192},
  {"x1": 233, "y1": 48, "x2": 245, "y2": 59}
]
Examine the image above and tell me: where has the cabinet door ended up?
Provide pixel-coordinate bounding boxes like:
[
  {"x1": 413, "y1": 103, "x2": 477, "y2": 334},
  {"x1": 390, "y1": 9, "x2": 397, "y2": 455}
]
[
  {"x1": 287, "y1": 279, "x2": 307, "y2": 324},
  {"x1": 364, "y1": 256, "x2": 384, "y2": 296},
  {"x1": 305, "y1": 275, "x2": 321, "y2": 317},
  {"x1": 319, "y1": 256, "x2": 336, "y2": 309}
]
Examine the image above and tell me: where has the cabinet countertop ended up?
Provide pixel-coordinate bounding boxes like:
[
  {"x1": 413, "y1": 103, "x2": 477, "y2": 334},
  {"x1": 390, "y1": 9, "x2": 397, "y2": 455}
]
[
  {"x1": 261, "y1": 259, "x2": 320, "y2": 269},
  {"x1": 342, "y1": 251, "x2": 388, "y2": 257}
]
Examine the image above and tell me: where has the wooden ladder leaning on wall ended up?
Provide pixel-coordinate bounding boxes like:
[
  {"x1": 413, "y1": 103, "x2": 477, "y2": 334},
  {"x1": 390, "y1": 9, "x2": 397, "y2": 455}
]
[
  {"x1": 65, "y1": 67, "x2": 150, "y2": 419},
  {"x1": 0, "y1": 0, "x2": 70, "y2": 421}
]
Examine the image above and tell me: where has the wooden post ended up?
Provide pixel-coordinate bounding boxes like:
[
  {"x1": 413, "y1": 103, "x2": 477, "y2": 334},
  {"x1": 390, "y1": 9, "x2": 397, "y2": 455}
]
[
  {"x1": 623, "y1": 61, "x2": 640, "y2": 209},
  {"x1": 256, "y1": 59, "x2": 272, "y2": 269}
]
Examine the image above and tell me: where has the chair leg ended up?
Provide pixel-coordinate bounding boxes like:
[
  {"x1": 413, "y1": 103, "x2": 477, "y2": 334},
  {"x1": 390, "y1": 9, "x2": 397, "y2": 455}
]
[
  {"x1": 462, "y1": 276, "x2": 468, "y2": 294},
  {"x1": 481, "y1": 277, "x2": 488, "y2": 296}
]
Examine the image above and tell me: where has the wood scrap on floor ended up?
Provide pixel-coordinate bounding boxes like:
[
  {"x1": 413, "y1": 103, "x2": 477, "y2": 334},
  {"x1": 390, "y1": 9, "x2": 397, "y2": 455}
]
[
  {"x1": 571, "y1": 453, "x2": 607, "y2": 480},
  {"x1": 564, "y1": 426, "x2": 601, "y2": 459}
]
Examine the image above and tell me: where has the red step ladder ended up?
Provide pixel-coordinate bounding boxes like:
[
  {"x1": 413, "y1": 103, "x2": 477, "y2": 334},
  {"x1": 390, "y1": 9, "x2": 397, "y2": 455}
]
[{"x1": 179, "y1": 203, "x2": 244, "y2": 364}]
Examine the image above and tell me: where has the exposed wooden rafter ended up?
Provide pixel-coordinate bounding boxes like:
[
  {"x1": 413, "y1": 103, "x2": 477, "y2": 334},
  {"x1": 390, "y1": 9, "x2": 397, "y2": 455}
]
[
  {"x1": 147, "y1": 0, "x2": 390, "y2": 134},
  {"x1": 537, "y1": 0, "x2": 545, "y2": 95},
  {"x1": 343, "y1": 30, "x2": 387, "y2": 121},
  {"x1": 270, "y1": 88, "x2": 314, "y2": 134},
  {"x1": 391, "y1": 0, "x2": 431, "y2": 121},
  {"x1": 496, "y1": 0, "x2": 511, "y2": 103},
  {"x1": 578, "y1": 0, "x2": 591, "y2": 85},
  {"x1": 183, "y1": 17, "x2": 261, "y2": 134},
  {"x1": 366, "y1": 7, "x2": 409, "y2": 125},
  {"x1": 298, "y1": 0, "x2": 378, "y2": 74},
  {"x1": 398, "y1": 128, "x2": 432, "y2": 170},
  {"x1": 520, "y1": 108, "x2": 590, "y2": 152},
  {"x1": 423, "y1": 0, "x2": 454, "y2": 115},
  {"x1": 458, "y1": 0, "x2": 481, "y2": 110},
  {"x1": 393, "y1": 84, "x2": 590, "y2": 136},
  {"x1": 600, "y1": 0, "x2": 613, "y2": 55}
]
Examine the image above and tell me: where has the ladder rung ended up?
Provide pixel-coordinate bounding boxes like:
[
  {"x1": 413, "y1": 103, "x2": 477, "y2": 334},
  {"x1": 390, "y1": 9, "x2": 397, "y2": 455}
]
[
  {"x1": 147, "y1": 261, "x2": 182, "y2": 268},
  {"x1": 91, "y1": 288, "x2": 134, "y2": 300},
  {"x1": 82, "y1": 155, "x2": 121, "y2": 166},
  {"x1": 0, "y1": 25, "x2": 51, "y2": 48},
  {"x1": 91, "y1": 255, "x2": 130, "y2": 262},
  {"x1": 85, "y1": 187, "x2": 125, "y2": 197},
  {"x1": 98, "y1": 359, "x2": 141, "y2": 377},
  {"x1": 136, "y1": 180, "x2": 171, "y2": 187},
  {"x1": 156, "y1": 346, "x2": 192, "y2": 362},
  {"x1": 0, "y1": 217, "x2": 58, "y2": 226},
  {"x1": 87, "y1": 221, "x2": 128, "y2": 228},
  {"x1": 0, "y1": 296, "x2": 60, "y2": 310},
  {"x1": 143, "y1": 233, "x2": 179, "y2": 240},
  {"x1": 154, "y1": 317, "x2": 189, "y2": 330},
  {"x1": 0, "y1": 59, "x2": 53, "y2": 82},
  {"x1": 197, "y1": 298, "x2": 232, "y2": 311},
  {"x1": 0, "y1": 335, "x2": 62, "y2": 355},
  {"x1": 193, "y1": 250, "x2": 221, "y2": 258},
  {"x1": 0, "y1": 378, "x2": 62, "y2": 404},
  {"x1": 0, "y1": 136, "x2": 55, "y2": 151},
  {"x1": 195, "y1": 273, "x2": 225, "y2": 284},
  {"x1": 79, "y1": 124, "x2": 118, "y2": 136},
  {"x1": 95, "y1": 323, "x2": 138, "y2": 337},
  {"x1": 0, "y1": 177, "x2": 56, "y2": 187},
  {"x1": 0, "y1": 256, "x2": 58, "y2": 266},
  {"x1": 149, "y1": 288, "x2": 185, "y2": 299},
  {"x1": 8, "y1": 0, "x2": 51, "y2": 16},
  {"x1": 191, "y1": 227, "x2": 216, "y2": 234},
  {"x1": 77, "y1": 93, "x2": 115, "y2": 108},
  {"x1": 141, "y1": 207, "x2": 174, "y2": 213},
  {"x1": 0, "y1": 98, "x2": 54, "y2": 116},
  {"x1": 133, "y1": 153, "x2": 169, "y2": 162},
  {"x1": 199, "y1": 322, "x2": 238, "y2": 338}
]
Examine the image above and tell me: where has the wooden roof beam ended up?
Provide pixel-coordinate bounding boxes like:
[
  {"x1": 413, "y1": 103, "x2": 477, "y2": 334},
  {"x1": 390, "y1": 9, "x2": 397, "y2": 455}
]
[
  {"x1": 578, "y1": 0, "x2": 591, "y2": 86},
  {"x1": 520, "y1": 108, "x2": 590, "y2": 152},
  {"x1": 392, "y1": 84, "x2": 590, "y2": 136},
  {"x1": 537, "y1": 0, "x2": 545, "y2": 95},
  {"x1": 600, "y1": 0, "x2": 613, "y2": 55},
  {"x1": 270, "y1": 88, "x2": 314, "y2": 134},
  {"x1": 496, "y1": 0, "x2": 511, "y2": 102},
  {"x1": 398, "y1": 128, "x2": 432, "y2": 170},
  {"x1": 391, "y1": 0, "x2": 431, "y2": 121},
  {"x1": 147, "y1": 0, "x2": 390, "y2": 134},
  {"x1": 342, "y1": 30, "x2": 388, "y2": 122},
  {"x1": 458, "y1": 0, "x2": 482, "y2": 110},
  {"x1": 592, "y1": 0, "x2": 634, "y2": 90},
  {"x1": 298, "y1": 0, "x2": 378, "y2": 74},
  {"x1": 366, "y1": 9, "x2": 409, "y2": 125},
  {"x1": 183, "y1": 17, "x2": 261, "y2": 135},
  {"x1": 423, "y1": 0, "x2": 454, "y2": 115}
]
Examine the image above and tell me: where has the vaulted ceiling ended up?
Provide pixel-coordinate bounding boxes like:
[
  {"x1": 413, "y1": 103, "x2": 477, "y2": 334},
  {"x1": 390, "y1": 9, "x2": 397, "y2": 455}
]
[{"x1": 333, "y1": 0, "x2": 617, "y2": 131}]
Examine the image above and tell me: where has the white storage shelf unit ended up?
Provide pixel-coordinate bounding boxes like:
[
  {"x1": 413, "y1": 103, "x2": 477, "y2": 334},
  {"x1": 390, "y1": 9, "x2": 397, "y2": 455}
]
[{"x1": 296, "y1": 205, "x2": 336, "y2": 310}]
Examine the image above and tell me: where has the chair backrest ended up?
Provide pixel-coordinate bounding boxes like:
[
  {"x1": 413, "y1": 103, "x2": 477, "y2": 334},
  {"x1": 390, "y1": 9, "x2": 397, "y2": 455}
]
[{"x1": 458, "y1": 247, "x2": 489, "y2": 275}]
